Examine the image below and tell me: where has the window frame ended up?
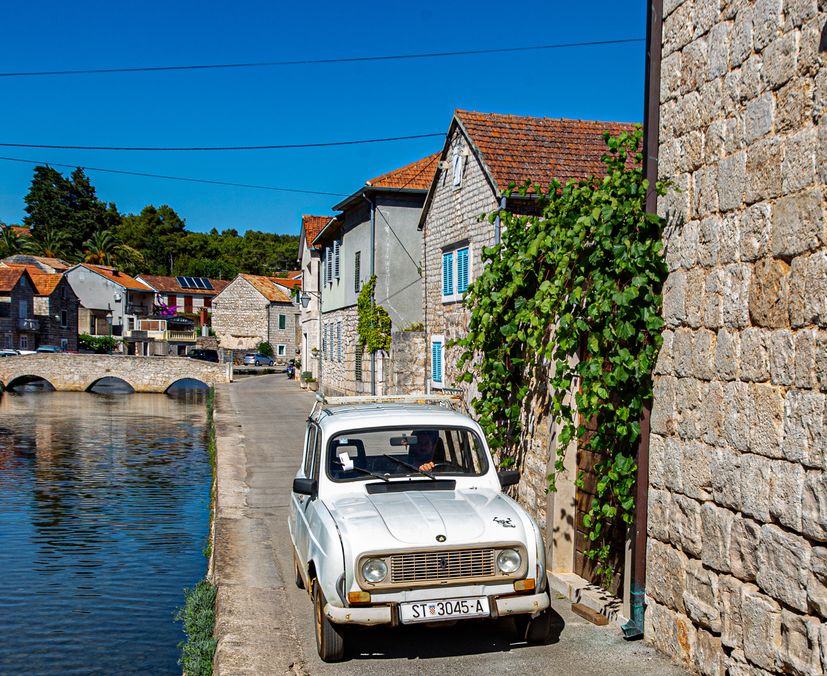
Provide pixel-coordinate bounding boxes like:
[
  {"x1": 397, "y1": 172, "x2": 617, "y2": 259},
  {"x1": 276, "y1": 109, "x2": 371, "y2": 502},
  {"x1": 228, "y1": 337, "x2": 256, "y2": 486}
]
[
  {"x1": 354, "y1": 251, "x2": 361, "y2": 293},
  {"x1": 278, "y1": 313, "x2": 287, "y2": 330},
  {"x1": 60, "y1": 309, "x2": 68, "y2": 328},
  {"x1": 277, "y1": 344, "x2": 286, "y2": 357},
  {"x1": 441, "y1": 244, "x2": 471, "y2": 303},
  {"x1": 430, "y1": 334, "x2": 445, "y2": 389}
]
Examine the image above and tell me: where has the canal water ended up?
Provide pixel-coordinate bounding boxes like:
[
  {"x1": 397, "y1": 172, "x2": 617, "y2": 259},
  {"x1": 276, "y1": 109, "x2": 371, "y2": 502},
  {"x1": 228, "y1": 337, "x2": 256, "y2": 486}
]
[{"x1": 0, "y1": 387, "x2": 211, "y2": 675}]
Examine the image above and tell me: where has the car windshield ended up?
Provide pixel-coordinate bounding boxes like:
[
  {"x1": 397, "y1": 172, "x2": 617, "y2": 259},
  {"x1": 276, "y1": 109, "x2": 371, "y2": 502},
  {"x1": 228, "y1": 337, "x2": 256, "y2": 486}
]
[{"x1": 326, "y1": 427, "x2": 488, "y2": 482}]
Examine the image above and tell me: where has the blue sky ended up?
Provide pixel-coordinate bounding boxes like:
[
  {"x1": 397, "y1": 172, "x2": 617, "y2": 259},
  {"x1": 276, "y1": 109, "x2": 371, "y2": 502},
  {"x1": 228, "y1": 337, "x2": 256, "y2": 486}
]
[{"x1": 0, "y1": 0, "x2": 647, "y2": 236}]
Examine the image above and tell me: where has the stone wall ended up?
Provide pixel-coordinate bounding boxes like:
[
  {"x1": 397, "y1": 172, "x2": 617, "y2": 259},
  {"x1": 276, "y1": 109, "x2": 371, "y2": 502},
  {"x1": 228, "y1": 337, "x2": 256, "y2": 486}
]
[
  {"x1": 35, "y1": 276, "x2": 79, "y2": 351},
  {"x1": 320, "y1": 306, "x2": 365, "y2": 396},
  {"x1": 648, "y1": 2, "x2": 826, "y2": 673},
  {"x1": 384, "y1": 331, "x2": 426, "y2": 394},
  {"x1": 266, "y1": 304, "x2": 299, "y2": 364},
  {"x1": 212, "y1": 277, "x2": 268, "y2": 350}
]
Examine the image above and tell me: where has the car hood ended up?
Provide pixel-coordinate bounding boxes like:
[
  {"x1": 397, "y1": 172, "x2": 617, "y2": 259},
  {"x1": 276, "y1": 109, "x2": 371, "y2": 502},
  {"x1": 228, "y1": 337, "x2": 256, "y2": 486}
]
[{"x1": 326, "y1": 487, "x2": 529, "y2": 552}]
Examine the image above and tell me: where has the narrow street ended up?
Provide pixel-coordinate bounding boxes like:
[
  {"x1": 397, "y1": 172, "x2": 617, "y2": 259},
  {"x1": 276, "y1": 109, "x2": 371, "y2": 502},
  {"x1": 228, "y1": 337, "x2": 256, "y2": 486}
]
[{"x1": 212, "y1": 374, "x2": 686, "y2": 675}]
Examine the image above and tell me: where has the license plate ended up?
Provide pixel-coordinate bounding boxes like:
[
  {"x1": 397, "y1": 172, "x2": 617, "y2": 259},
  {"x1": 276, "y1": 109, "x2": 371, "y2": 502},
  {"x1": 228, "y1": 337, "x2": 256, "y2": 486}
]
[{"x1": 399, "y1": 596, "x2": 490, "y2": 624}]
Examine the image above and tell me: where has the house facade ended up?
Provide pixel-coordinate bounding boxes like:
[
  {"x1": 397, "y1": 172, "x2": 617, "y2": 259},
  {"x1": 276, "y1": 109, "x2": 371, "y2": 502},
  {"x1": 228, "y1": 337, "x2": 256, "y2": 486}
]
[
  {"x1": 315, "y1": 153, "x2": 438, "y2": 396},
  {"x1": 211, "y1": 273, "x2": 299, "y2": 362},
  {"x1": 297, "y1": 215, "x2": 330, "y2": 381},
  {"x1": 0, "y1": 268, "x2": 38, "y2": 351},
  {"x1": 30, "y1": 273, "x2": 79, "y2": 350},
  {"x1": 645, "y1": 2, "x2": 827, "y2": 674},
  {"x1": 420, "y1": 109, "x2": 636, "y2": 596},
  {"x1": 136, "y1": 274, "x2": 230, "y2": 315}
]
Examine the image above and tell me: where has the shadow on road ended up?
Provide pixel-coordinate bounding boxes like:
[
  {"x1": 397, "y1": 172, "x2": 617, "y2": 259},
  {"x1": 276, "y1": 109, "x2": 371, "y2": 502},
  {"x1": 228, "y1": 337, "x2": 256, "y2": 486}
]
[{"x1": 345, "y1": 608, "x2": 565, "y2": 662}]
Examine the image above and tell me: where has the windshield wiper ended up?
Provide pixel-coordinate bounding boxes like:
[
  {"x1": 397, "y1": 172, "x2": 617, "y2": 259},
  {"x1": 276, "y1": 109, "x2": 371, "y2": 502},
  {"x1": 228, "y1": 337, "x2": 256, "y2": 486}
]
[
  {"x1": 382, "y1": 454, "x2": 436, "y2": 480},
  {"x1": 351, "y1": 466, "x2": 391, "y2": 482}
]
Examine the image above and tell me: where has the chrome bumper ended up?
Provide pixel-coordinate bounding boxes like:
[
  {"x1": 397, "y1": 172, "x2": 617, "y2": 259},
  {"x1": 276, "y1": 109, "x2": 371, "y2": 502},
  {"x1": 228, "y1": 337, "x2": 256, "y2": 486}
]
[
  {"x1": 494, "y1": 591, "x2": 550, "y2": 617},
  {"x1": 324, "y1": 603, "x2": 392, "y2": 625}
]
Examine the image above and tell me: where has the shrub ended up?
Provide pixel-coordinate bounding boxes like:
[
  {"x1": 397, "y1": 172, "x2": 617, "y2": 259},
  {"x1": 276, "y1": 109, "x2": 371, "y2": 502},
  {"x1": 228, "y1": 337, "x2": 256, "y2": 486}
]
[
  {"x1": 78, "y1": 333, "x2": 121, "y2": 353},
  {"x1": 176, "y1": 579, "x2": 217, "y2": 675},
  {"x1": 257, "y1": 341, "x2": 274, "y2": 357}
]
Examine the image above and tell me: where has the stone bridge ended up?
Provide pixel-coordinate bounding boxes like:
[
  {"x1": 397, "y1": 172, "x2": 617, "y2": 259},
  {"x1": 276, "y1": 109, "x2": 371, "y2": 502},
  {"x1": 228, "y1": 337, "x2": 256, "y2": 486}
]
[{"x1": 0, "y1": 353, "x2": 232, "y2": 393}]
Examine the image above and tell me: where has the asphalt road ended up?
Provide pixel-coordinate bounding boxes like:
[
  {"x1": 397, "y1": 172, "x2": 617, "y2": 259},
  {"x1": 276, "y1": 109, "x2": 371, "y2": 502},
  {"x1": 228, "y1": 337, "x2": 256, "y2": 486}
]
[{"x1": 213, "y1": 374, "x2": 686, "y2": 675}]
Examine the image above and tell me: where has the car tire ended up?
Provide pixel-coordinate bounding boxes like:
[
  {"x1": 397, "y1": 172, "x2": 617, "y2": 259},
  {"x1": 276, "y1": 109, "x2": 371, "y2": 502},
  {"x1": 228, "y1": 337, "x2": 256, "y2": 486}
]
[
  {"x1": 313, "y1": 581, "x2": 345, "y2": 662},
  {"x1": 514, "y1": 608, "x2": 552, "y2": 644},
  {"x1": 294, "y1": 556, "x2": 304, "y2": 590}
]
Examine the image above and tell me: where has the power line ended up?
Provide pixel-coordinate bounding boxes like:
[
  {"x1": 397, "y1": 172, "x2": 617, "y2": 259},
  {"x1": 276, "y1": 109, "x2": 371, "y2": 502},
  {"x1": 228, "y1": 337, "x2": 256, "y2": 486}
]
[
  {"x1": 0, "y1": 155, "x2": 348, "y2": 197},
  {"x1": 0, "y1": 38, "x2": 644, "y2": 78},
  {"x1": 0, "y1": 132, "x2": 445, "y2": 152}
]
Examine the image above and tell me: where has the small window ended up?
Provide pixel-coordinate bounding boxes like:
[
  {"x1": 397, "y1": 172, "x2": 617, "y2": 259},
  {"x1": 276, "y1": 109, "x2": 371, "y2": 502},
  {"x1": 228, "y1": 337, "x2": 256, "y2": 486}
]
[
  {"x1": 60, "y1": 338, "x2": 68, "y2": 350},
  {"x1": 336, "y1": 321, "x2": 342, "y2": 362},
  {"x1": 456, "y1": 247, "x2": 469, "y2": 293},
  {"x1": 60, "y1": 309, "x2": 68, "y2": 328},
  {"x1": 20, "y1": 335, "x2": 28, "y2": 350},
  {"x1": 334, "y1": 240, "x2": 341, "y2": 280},
  {"x1": 278, "y1": 313, "x2": 286, "y2": 330},
  {"x1": 277, "y1": 344, "x2": 286, "y2": 357},
  {"x1": 322, "y1": 323, "x2": 327, "y2": 360},
  {"x1": 204, "y1": 296, "x2": 212, "y2": 309},
  {"x1": 4, "y1": 334, "x2": 11, "y2": 349},
  {"x1": 168, "y1": 294, "x2": 177, "y2": 307},
  {"x1": 354, "y1": 251, "x2": 361, "y2": 293},
  {"x1": 431, "y1": 337, "x2": 444, "y2": 387},
  {"x1": 326, "y1": 246, "x2": 333, "y2": 284},
  {"x1": 442, "y1": 246, "x2": 470, "y2": 301},
  {"x1": 442, "y1": 252, "x2": 454, "y2": 297},
  {"x1": 355, "y1": 350, "x2": 363, "y2": 382},
  {"x1": 452, "y1": 148, "x2": 464, "y2": 187},
  {"x1": 322, "y1": 249, "x2": 328, "y2": 285},
  {"x1": 184, "y1": 295, "x2": 193, "y2": 313}
]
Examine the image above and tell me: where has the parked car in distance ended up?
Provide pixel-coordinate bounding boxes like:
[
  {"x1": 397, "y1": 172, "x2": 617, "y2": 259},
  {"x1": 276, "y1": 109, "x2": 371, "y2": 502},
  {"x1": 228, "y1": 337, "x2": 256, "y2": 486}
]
[
  {"x1": 243, "y1": 353, "x2": 274, "y2": 367},
  {"x1": 289, "y1": 394, "x2": 552, "y2": 662},
  {"x1": 188, "y1": 349, "x2": 219, "y2": 363},
  {"x1": 36, "y1": 345, "x2": 62, "y2": 353},
  {"x1": 0, "y1": 349, "x2": 19, "y2": 357}
]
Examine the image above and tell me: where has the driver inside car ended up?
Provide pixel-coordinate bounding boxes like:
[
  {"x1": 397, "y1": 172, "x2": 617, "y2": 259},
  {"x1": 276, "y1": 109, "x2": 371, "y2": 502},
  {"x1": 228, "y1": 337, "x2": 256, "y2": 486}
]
[{"x1": 408, "y1": 430, "x2": 440, "y2": 471}]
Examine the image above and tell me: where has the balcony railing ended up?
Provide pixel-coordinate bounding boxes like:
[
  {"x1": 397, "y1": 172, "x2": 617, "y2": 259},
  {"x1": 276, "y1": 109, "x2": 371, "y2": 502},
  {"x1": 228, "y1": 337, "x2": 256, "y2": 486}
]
[
  {"x1": 166, "y1": 330, "x2": 196, "y2": 342},
  {"x1": 18, "y1": 317, "x2": 40, "y2": 331},
  {"x1": 127, "y1": 304, "x2": 149, "y2": 316}
]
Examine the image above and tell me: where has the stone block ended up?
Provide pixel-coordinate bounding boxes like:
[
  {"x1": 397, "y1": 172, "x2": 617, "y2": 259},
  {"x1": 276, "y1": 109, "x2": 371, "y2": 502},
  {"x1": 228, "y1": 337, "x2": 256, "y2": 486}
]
[
  {"x1": 722, "y1": 380, "x2": 751, "y2": 451},
  {"x1": 672, "y1": 493, "x2": 704, "y2": 557},
  {"x1": 701, "y1": 501, "x2": 735, "y2": 572},
  {"x1": 693, "y1": 166, "x2": 720, "y2": 218},
  {"x1": 717, "y1": 152, "x2": 746, "y2": 212},
  {"x1": 789, "y1": 251, "x2": 827, "y2": 328},
  {"x1": 739, "y1": 203, "x2": 772, "y2": 262},
  {"x1": 722, "y1": 264, "x2": 751, "y2": 329},
  {"x1": 720, "y1": 575, "x2": 751, "y2": 649},
  {"x1": 798, "y1": 15, "x2": 822, "y2": 74},
  {"x1": 692, "y1": 329, "x2": 717, "y2": 381},
  {"x1": 703, "y1": 267, "x2": 725, "y2": 329},
  {"x1": 752, "y1": 0, "x2": 782, "y2": 51},
  {"x1": 662, "y1": 270, "x2": 687, "y2": 327},
  {"x1": 715, "y1": 328, "x2": 739, "y2": 380},
  {"x1": 749, "y1": 383, "x2": 785, "y2": 458},
  {"x1": 702, "y1": 380, "x2": 726, "y2": 447},
  {"x1": 745, "y1": 93, "x2": 774, "y2": 142},
  {"x1": 730, "y1": 5, "x2": 753, "y2": 67},
  {"x1": 711, "y1": 447, "x2": 742, "y2": 510},
  {"x1": 808, "y1": 546, "x2": 827, "y2": 618},
  {"x1": 664, "y1": 435, "x2": 685, "y2": 493},
  {"x1": 648, "y1": 488, "x2": 672, "y2": 542},
  {"x1": 772, "y1": 190, "x2": 826, "y2": 259},
  {"x1": 777, "y1": 610, "x2": 822, "y2": 676},
  {"x1": 649, "y1": 433, "x2": 667, "y2": 488},
  {"x1": 757, "y1": 524, "x2": 811, "y2": 611},
  {"x1": 746, "y1": 138, "x2": 784, "y2": 204},
  {"x1": 739, "y1": 54, "x2": 766, "y2": 102},
  {"x1": 699, "y1": 80, "x2": 724, "y2": 128},
  {"x1": 661, "y1": 50, "x2": 683, "y2": 103},
  {"x1": 684, "y1": 559, "x2": 722, "y2": 632},
  {"x1": 768, "y1": 459, "x2": 805, "y2": 532},
  {"x1": 783, "y1": 0, "x2": 817, "y2": 28},
  {"x1": 782, "y1": 127, "x2": 817, "y2": 194},
  {"x1": 802, "y1": 471, "x2": 827, "y2": 541},
  {"x1": 673, "y1": 328, "x2": 695, "y2": 377},
  {"x1": 718, "y1": 213, "x2": 739, "y2": 265},
  {"x1": 731, "y1": 516, "x2": 762, "y2": 581},
  {"x1": 677, "y1": 219, "x2": 701, "y2": 270},
  {"x1": 663, "y1": 0, "x2": 695, "y2": 55},
  {"x1": 776, "y1": 77, "x2": 814, "y2": 132},
  {"x1": 652, "y1": 376, "x2": 678, "y2": 436},
  {"x1": 686, "y1": 267, "x2": 706, "y2": 329},
  {"x1": 741, "y1": 588, "x2": 783, "y2": 671},
  {"x1": 783, "y1": 388, "x2": 824, "y2": 468},
  {"x1": 741, "y1": 454, "x2": 772, "y2": 521},
  {"x1": 684, "y1": 129, "x2": 706, "y2": 172},
  {"x1": 768, "y1": 329, "x2": 795, "y2": 385},
  {"x1": 655, "y1": 329, "x2": 674, "y2": 376},
  {"x1": 647, "y1": 539, "x2": 689, "y2": 612},
  {"x1": 644, "y1": 598, "x2": 680, "y2": 660},
  {"x1": 762, "y1": 30, "x2": 798, "y2": 89},
  {"x1": 819, "y1": 117, "x2": 827, "y2": 186},
  {"x1": 708, "y1": 22, "x2": 731, "y2": 81},
  {"x1": 697, "y1": 216, "x2": 718, "y2": 267},
  {"x1": 676, "y1": 377, "x2": 704, "y2": 440},
  {"x1": 795, "y1": 329, "x2": 818, "y2": 389},
  {"x1": 749, "y1": 257, "x2": 790, "y2": 329},
  {"x1": 684, "y1": 441, "x2": 714, "y2": 499},
  {"x1": 695, "y1": 628, "x2": 726, "y2": 676},
  {"x1": 740, "y1": 328, "x2": 770, "y2": 381},
  {"x1": 682, "y1": 37, "x2": 710, "y2": 95}
]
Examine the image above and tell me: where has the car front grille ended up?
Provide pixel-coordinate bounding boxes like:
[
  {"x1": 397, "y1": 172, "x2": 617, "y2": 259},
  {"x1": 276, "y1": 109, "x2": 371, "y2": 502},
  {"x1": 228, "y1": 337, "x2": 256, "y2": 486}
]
[{"x1": 388, "y1": 548, "x2": 496, "y2": 584}]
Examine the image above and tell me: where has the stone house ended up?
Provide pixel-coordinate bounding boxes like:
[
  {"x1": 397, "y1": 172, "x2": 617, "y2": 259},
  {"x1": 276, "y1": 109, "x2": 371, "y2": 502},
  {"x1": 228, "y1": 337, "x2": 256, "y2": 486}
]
[
  {"x1": 211, "y1": 273, "x2": 299, "y2": 362},
  {"x1": 136, "y1": 274, "x2": 230, "y2": 315},
  {"x1": 419, "y1": 109, "x2": 636, "y2": 597},
  {"x1": 314, "y1": 153, "x2": 438, "y2": 396},
  {"x1": 1, "y1": 255, "x2": 70, "y2": 274},
  {"x1": 0, "y1": 267, "x2": 38, "y2": 351},
  {"x1": 645, "y1": 2, "x2": 827, "y2": 674},
  {"x1": 297, "y1": 214, "x2": 331, "y2": 381},
  {"x1": 30, "y1": 273, "x2": 79, "y2": 351},
  {"x1": 64, "y1": 264, "x2": 155, "y2": 354}
]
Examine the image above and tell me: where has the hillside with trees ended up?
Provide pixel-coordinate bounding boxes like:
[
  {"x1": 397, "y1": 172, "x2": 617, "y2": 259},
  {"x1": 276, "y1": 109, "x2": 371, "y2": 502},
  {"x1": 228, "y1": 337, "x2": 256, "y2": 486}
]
[{"x1": 0, "y1": 165, "x2": 299, "y2": 278}]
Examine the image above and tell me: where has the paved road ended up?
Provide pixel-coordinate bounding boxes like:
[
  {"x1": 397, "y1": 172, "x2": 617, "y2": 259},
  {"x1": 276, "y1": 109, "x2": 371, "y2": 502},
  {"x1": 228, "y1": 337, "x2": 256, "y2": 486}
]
[{"x1": 213, "y1": 375, "x2": 686, "y2": 675}]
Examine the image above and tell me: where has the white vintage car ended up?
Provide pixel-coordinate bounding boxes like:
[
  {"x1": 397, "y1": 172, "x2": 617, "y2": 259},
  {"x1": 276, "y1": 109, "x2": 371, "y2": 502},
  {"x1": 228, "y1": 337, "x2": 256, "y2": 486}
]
[{"x1": 288, "y1": 395, "x2": 552, "y2": 662}]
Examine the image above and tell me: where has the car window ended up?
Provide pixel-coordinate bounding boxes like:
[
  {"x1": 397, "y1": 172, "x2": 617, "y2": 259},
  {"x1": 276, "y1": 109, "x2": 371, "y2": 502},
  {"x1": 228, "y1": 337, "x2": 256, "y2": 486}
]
[
  {"x1": 302, "y1": 425, "x2": 317, "y2": 478},
  {"x1": 326, "y1": 427, "x2": 488, "y2": 482}
]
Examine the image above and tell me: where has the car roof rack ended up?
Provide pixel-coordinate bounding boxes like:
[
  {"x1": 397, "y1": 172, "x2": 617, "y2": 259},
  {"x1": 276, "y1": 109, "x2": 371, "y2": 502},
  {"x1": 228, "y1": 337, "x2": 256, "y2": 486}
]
[{"x1": 309, "y1": 391, "x2": 468, "y2": 419}]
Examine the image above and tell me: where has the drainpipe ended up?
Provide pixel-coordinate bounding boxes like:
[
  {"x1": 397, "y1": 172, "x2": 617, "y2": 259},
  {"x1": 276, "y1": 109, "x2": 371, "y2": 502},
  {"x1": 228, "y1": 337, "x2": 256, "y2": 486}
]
[
  {"x1": 622, "y1": 0, "x2": 662, "y2": 642},
  {"x1": 494, "y1": 196, "x2": 506, "y2": 245},
  {"x1": 363, "y1": 192, "x2": 377, "y2": 395}
]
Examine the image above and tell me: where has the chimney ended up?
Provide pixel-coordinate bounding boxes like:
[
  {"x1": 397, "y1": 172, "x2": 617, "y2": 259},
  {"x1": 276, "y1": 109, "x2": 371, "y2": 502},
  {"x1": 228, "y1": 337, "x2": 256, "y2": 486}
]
[{"x1": 112, "y1": 269, "x2": 120, "y2": 276}]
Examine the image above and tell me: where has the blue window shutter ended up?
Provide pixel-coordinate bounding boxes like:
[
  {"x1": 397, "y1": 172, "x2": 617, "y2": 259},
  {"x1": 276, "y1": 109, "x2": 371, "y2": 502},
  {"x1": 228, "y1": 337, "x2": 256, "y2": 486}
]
[
  {"x1": 431, "y1": 341, "x2": 443, "y2": 383},
  {"x1": 442, "y1": 252, "x2": 454, "y2": 296},
  {"x1": 457, "y1": 248, "x2": 469, "y2": 293}
]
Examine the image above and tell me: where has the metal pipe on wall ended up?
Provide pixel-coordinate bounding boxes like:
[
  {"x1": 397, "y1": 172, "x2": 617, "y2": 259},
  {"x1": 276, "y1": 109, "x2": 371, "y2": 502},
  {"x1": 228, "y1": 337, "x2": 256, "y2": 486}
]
[{"x1": 364, "y1": 193, "x2": 377, "y2": 396}]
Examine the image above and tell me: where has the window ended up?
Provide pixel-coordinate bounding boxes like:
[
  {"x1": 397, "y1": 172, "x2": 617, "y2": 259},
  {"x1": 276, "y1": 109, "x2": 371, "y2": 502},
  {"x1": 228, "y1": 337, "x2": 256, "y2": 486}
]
[
  {"x1": 60, "y1": 309, "x2": 68, "y2": 328},
  {"x1": 355, "y1": 350, "x2": 362, "y2": 382},
  {"x1": 60, "y1": 338, "x2": 68, "y2": 350},
  {"x1": 322, "y1": 322, "x2": 327, "y2": 360},
  {"x1": 20, "y1": 335, "x2": 28, "y2": 350},
  {"x1": 184, "y1": 295, "x2": 193, "y2": 313},
  {"x1": 277, "y1": 344, "x2": 286, "y2": 357},
  {"x1": 204, "y1": 296, "x2": 212, "y2": 309},
  {"x1": 168, "y1": 294, "x2": 177, "y2": 307},
  {"x1": 431, "y1": 336, "x2": 444, "y2": 388},
  {"x1": 441, "y1": 246, "x2": 470, "y2": 302},
  {"x1": 322, "y1": 249, "x2": 328, "y2": 285},
  {"x1": 278, "y1": 314, "x2": 286, "y2": 330},
  {"x1": 0, "y1": 303, "x2": 9, "y2": 318},
  {"x1": 19, "y1": 300, "x2": 28, "y2": 319},
  {"x1": 336, "y1": 321, "x2": 342, "y2": 362},
  {"x1": 333, "y1": 240, "x2": 341, "y2": 280},
  {"x1": 4, "y1": 334, "x2": 11, "y2": 348},
  {"x1": 452, "y1": 147, "x2": 464, "y2": 187},
  {"x1": 354, "y1": 251, "x2": 361, "y2": 293},
  {"x1": 326, "y1": 246, "x2": 333, "y2": 285}
]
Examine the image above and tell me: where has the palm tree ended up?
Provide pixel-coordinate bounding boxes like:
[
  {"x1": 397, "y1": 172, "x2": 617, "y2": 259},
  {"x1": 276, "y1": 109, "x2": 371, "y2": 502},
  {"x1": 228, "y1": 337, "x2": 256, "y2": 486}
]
[
  {"x1": 26, "y1": 228, "x2": 71, "y2": 259},
  {"x1": 82, "y1": 229, "x2": 118, "y2": 265},
  {"x1": 0, "y1": 226, "x2": 24, "y2": 257}
]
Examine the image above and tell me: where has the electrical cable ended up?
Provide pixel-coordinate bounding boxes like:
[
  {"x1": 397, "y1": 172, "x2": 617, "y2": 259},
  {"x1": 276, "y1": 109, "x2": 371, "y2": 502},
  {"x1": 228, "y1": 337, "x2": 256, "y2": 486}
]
[
  {"x1": 0, "y1": 155, "x2": 349, "y2": 196},
  {"x1": 0, "y1": 38, "x2": 645, "y2": 78}
]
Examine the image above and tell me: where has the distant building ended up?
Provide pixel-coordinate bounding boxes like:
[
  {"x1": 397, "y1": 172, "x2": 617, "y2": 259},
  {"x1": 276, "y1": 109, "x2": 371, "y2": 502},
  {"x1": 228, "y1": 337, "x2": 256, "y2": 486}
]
[
  {"x1": 1, "y1": 254, "x2": 70, "y2": 274},
  {"x1": 297, "y1": 215, "x2": 330, "y2": 380},
  {"x1": 0, "y1": 267, "x2": 37, "y2": 351},
  {"x1": 30, "y1": 272, "x2": 79, "y2": 350},
  {"x1": 136, "y1": 274, "x2": 230, "y2": 314}
]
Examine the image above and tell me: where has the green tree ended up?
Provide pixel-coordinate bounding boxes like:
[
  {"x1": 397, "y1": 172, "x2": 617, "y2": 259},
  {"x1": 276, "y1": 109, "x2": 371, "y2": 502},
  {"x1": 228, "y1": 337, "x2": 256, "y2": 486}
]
[
  {"x1": 0, "y1": 227, "x2": 26, "y2": 257},
  {"x1": 118, "y1": 205, "x2": 187, "y2": 274},
  {"x1": 27, "y1": 228, "x2": 71, "y2": 259}
]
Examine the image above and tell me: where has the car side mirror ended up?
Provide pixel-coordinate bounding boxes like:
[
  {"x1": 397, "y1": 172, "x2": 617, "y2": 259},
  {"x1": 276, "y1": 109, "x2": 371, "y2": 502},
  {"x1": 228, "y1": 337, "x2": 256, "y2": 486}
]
[
  {"x1": 498, "y1": 470, "x2": 520, "y2": 488},
  {"x1": 293, "y1": 477, "x2": 317, "y2": 497}
]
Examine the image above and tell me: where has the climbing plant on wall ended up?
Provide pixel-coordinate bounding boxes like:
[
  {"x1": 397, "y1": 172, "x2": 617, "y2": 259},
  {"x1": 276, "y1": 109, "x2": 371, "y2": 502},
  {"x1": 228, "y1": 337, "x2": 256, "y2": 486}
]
[
  {"x1": 456, "y1": 127, "x2": 668, "y2": 581},
  {"x1": 357, "y1": 275, "x2": 392, "y2": 352}
]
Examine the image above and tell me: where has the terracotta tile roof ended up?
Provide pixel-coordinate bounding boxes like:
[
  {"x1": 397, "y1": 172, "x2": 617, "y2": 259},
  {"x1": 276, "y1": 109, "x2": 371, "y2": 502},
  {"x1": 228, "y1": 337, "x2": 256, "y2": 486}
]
[
  {"x1": 2, "y1": 225, "x2": 32, "y2": 237},
  {"x1": 2, "y1": 263, "x2": 42, "y2": 275},
  {"x1": 29, "y1": 273, "x2": 62, "y2": 296},
  {"x1": 366, "y1": 152, "x2": 440, "y2": 190},
  {"x1": 79, "y1": 264, "x2": 153, "y2": 292},
  {"x1": 273, "y1": 276, "x2": 302, "y2": 290},
  {"x1": 1, "y1": 255, "x2": 70, "y2": 272},
  {"x1": 456, "y1": 110, "x2": 638, "y2": 192},
  {"x1": 312, "y1": 215, "x2": 344, "y2": 247},
  {"x1": 0, "y1": 267, "x2": 24, "y2": 293},
  {"x1": 302, "y1": 215, "x2": 332, "y2": 250},
  {"x1": 138, "y1": 274, "x2": 230, "y2": 295},
  {"x1": 240, "y1": 274, "x2": 293, "y2": 303},
  {"x1": 33, "y1": 256, "x2": 69, "y2": 271}
]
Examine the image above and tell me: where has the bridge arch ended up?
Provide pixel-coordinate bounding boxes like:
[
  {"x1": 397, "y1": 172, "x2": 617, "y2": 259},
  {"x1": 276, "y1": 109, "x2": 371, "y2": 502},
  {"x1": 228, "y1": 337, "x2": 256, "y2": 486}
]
[
  {"x1": 164, "y1": 377, "x2": 210, "y2": 394},
  {"x1": 86, "y1": 376, "x2": 135, "y2": 393},
  {"x1": 4, "y1": 374, "x2": 56, "y2": 391}
]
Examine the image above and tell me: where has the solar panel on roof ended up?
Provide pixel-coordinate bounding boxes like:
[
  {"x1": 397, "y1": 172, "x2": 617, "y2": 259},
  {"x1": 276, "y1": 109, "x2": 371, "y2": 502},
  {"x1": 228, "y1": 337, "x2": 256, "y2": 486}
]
[
  {"x1": 176, "y1": 276, "x2": 189, "y2": 288},
  {"x1": 194, "y1": 277, "x2": 213, "y2": 290}
]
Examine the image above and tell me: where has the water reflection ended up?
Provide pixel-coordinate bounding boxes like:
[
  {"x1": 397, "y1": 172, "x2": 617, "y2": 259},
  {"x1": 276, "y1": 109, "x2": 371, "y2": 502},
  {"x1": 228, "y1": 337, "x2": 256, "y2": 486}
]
[{"x1": 0, "y1": 388, "x2": 210, "y2": 675}]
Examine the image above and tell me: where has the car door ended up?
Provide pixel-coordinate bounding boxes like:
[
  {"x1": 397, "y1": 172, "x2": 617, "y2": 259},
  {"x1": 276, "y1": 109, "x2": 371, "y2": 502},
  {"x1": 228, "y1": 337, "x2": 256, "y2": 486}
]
[{"x1": 290, "y1": 423, "x2": 318, "y2": 568}]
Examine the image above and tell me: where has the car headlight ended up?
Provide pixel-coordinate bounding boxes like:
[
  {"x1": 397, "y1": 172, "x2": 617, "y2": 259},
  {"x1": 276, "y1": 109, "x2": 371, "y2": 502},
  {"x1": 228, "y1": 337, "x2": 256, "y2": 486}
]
[
  {"x1": 362, "y1": 558, "x2": 388, "y2": 583},
  {"x1": 497, "y1": 548, "x2": 521, "y2": 574}
]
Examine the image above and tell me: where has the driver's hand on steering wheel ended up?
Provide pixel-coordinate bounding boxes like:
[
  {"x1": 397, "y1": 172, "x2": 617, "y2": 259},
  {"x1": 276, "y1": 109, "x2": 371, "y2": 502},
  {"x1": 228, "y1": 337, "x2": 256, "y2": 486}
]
[{"x1": 419, "y1": 461, "x2": 435, "y2": 471}]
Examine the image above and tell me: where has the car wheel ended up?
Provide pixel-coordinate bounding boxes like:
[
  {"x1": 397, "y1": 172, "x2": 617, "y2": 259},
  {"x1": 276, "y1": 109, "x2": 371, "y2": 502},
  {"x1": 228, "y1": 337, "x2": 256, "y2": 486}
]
[
  {"x1": 514, "y1": 609, "x2": 552, "y2": 644},
  {"x1": 313, "y1": 581, "x2": 345, "y2": 662},
  {"x1": 294, "y1": 555, "x2": 304, "y2": 590}
]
